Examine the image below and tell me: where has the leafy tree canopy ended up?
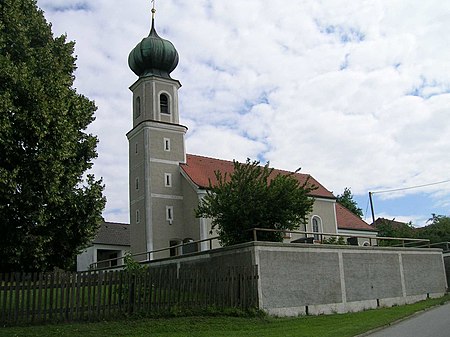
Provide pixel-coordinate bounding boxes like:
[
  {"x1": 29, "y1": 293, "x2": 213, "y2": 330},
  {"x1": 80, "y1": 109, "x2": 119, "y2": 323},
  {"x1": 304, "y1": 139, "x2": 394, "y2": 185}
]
[
  {"x1": 417, "y1": 214, "x2": 450, "y2": 244},
  {"x1": 0, "y1": 0, "x2": 105, "y2": 272},
  {"x1": 374, "y1": 218, "x2": 415, "y2": 246},
  {"x1": 336, "y1": 187, "x2": 363, "y2": 218},
  {"x1": 375, "y1": 214, "x2": 450, "y2": 246},
  {"x1": 195, "y1": 159, "x2": 316, "y2": 246}
]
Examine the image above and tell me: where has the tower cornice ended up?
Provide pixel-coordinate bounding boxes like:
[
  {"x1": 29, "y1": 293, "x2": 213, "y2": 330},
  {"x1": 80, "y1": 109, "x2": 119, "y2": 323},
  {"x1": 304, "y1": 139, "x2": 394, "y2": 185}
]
[
  {"x1": 127, "y1": 120, "x2": 188, "y2": 139},
  {"x1": 129, "y1": 75, "x2": 182, "y2": 92}
]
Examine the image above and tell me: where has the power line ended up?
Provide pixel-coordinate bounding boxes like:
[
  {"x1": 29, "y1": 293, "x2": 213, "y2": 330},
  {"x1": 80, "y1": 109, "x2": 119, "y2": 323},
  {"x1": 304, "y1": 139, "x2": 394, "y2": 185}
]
[
  {"x1": 368, "y1": 179, "x2": 450, "y2": 224},
  {"x1": 371, "y1": 179, "x2": 450, "y2": 195}
]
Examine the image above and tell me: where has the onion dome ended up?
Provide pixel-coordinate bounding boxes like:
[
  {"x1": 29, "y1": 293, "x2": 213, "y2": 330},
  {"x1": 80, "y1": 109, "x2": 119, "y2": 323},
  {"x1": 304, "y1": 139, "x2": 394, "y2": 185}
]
[{"x1": 128, "y1": 17, "x2": 179, "y2": 78}]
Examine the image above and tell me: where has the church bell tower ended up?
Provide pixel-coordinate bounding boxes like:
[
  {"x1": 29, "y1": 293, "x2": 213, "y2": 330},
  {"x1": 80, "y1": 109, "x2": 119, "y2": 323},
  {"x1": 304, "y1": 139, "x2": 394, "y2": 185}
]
[{"x1": 127, "y1": 6, "x2": 187, "y2": 259}]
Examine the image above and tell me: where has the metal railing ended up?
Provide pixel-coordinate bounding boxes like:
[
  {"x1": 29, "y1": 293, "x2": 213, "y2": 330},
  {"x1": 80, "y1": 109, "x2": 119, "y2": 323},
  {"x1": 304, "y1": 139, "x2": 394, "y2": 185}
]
[
  {"x1": 428, "y1": 242, "x2": 450, "y2": 253},
  {"x1": 249, "y1": 227, "x2": 431, "y2": 248},
  {"x1": 88, "y1": 228, "x2": 438, "y2": 271},
  {"x1": 89, "y1": 235, "x2": 220, "y2": 270}
]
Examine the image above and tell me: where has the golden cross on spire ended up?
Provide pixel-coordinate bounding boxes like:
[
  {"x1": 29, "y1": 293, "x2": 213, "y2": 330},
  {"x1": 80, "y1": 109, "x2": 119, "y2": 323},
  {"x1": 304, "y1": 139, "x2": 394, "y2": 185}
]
[{"x1": 151, "y1": 0, "x2": 156, "y2": 19}]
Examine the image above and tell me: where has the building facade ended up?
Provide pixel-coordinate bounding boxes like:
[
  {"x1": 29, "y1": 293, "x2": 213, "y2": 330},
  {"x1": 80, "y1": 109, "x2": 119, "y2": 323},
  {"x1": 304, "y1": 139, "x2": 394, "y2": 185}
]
[
  {"x1": 123, "y1": 12, "x2": 377, "y2": 262},
  {"x1": 77, "y1": 221, "x2": 129, "y2": 271}
]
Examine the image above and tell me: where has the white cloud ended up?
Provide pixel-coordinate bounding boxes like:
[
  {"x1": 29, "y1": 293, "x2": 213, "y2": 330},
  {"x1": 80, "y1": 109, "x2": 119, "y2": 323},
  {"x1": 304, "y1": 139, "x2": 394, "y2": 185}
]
[
  {"x1": 186, "y1": 125, "x2": 267, "y2": 163},
  {"x1": 375, "y1": 212, "x2": 428, "y2": 228},
  {"x1": 36, "y1": 0, "x2": 450, "y2": 223}
]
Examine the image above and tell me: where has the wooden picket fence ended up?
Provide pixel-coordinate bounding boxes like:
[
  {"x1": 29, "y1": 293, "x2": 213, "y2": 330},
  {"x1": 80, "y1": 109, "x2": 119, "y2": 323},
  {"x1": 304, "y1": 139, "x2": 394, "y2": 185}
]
[{"x1": 0, "y1": 265, "x2": 259, "y2": 326}]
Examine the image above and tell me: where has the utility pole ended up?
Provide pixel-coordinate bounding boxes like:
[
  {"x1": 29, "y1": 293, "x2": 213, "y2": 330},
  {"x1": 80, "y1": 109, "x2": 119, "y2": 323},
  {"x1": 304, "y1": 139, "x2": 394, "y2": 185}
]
[{"x1": 369, "y1": 192, "x2": 376, "y2": 224}]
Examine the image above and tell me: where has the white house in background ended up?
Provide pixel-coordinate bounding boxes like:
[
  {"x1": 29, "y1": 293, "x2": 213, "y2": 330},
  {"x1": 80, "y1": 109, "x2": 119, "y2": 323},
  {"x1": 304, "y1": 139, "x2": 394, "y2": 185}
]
[{"x1": 77, "y1": 221, "x2": 129, "y2": 271}]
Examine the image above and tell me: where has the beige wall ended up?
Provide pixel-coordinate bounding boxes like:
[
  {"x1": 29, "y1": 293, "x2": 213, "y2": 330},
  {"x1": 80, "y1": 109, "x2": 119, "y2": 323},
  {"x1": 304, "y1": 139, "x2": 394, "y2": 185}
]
[
  {"x1": 128, "y1": 130, "x2": 146, "y2": 257},
  {"x1": 128, "y1": 75, "x2": 186, "y2": 261},
  {"x1": 181, "y1": 177, "x2": 202, "y2": 241},
  {"x1": 308, "y1": 198, "x2": 337, "y2": 234},
  {"x1": 287, "y1": 197, "x2": 337, "y2": 243},
  {"x1": 130, "y1": 77, "x2": 181, "y2": 127}
]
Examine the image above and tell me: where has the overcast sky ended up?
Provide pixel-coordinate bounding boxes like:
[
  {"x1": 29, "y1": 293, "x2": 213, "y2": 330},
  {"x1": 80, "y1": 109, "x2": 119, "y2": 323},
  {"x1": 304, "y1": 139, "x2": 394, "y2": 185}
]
[{"x1": 36, "y1": 0, "x2": 450, "y2": 226}]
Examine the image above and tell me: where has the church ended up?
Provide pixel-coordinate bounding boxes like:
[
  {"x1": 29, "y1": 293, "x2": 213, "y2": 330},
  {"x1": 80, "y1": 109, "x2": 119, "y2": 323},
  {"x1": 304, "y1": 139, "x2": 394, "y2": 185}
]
[{"x1": 78, "y1": 8, "x2": 376, "y2": 271}]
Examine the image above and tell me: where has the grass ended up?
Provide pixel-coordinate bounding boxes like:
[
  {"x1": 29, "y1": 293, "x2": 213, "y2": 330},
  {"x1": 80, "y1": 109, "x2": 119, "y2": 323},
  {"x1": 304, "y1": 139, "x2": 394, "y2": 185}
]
[{"x1": 1, "y1": 294, "x2": 448, "y2": 337}]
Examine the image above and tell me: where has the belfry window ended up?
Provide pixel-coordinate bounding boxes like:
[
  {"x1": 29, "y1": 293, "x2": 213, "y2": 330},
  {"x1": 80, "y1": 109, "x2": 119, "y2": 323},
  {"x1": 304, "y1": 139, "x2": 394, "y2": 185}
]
[{"x1": 160, "y1": 93, "x2": 169, "y2": 114}]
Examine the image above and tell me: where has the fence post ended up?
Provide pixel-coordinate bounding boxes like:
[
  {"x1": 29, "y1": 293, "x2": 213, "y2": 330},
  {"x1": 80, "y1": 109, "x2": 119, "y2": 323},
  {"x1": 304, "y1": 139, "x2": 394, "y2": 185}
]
[
  {"x1": 128, "y1": 273, "x2": 135, "y2": 315},
  {"x1": 253, "y1": 229, "x2": 257, "y2": 241}
]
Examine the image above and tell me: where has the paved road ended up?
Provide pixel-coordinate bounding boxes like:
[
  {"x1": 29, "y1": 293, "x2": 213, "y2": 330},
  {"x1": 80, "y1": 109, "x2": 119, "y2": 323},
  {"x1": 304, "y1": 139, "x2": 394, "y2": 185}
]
[{"x1": 365, "y1": 302, "x2": 450, "y2": 337}]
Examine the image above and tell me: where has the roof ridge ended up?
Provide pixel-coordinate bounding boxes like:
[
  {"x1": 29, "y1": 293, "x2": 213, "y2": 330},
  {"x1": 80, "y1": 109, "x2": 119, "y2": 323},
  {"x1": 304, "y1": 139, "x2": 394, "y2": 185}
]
[
  {"x1": 186, "y1": 153, "x2": 234, "y2": 163},
  {"x1": 182, "y1": 153, "x2": 335, "y2": 199},
  {"x1": 186, "y1": 153, "x2": 310, "y2": 177},
  {"x1": 335, "y1": 202, "x2": 376, "y2": 232},
  {"x1": 103, "y1": 221, "x2": 129, "y2": 226}
]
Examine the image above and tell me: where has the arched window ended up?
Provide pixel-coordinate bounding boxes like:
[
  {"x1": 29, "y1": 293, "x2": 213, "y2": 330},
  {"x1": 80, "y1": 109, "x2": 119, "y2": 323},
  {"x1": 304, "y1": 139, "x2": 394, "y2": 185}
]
[
  {"x1": 170, "y1": 239, "x2": 181, "y2": 257},
  {"x1": 135, "y1": 96, "x2": 141, "y2": 118},
  {"x1": 312, "y1": 216, "x2": 322, "y2": 241},
  {"x1": 160, "y1": 93, "x2": 169, "y2": 114}
]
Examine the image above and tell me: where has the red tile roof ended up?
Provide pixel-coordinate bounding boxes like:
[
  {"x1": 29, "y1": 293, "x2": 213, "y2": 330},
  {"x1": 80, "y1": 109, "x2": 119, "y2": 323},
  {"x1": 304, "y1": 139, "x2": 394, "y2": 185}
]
[
  {"x1": 180, "y1": 154, "x2": 335, "y2": 199},
  {"x1": 335, "y1": 203, "x2": 376, "y2": 232},
  {"x1": 372, "y1": 218, "x2": 410, "y2": 229}
]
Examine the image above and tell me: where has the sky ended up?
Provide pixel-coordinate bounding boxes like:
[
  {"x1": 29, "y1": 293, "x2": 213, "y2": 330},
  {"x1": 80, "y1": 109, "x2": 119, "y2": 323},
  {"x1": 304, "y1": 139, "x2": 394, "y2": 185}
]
[{"x1": 36, "y1": 0, "x2": 450, "y2": 227}]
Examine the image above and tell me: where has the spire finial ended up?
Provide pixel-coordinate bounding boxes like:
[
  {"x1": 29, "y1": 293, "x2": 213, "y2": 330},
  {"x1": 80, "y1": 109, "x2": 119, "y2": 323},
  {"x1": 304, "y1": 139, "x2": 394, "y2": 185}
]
[
  {"x1": 151, "y1": 0, "x2": 156, "y2": 19},
  {"x1": 150, "y1": 0, "x2": 156, "y2": 32}
]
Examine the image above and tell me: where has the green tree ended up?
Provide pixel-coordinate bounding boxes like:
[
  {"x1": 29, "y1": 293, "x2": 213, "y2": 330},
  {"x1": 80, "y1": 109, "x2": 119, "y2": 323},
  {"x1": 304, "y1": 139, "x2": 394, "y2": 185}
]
[
  {"x1": 0, "y1": 0, "x2": 106, "y2": 272},
  {"x1": 195, "y1": 159, "x2": 316, "y2": 246},
  {"x1": 374, "y1": 218, "x2": 415, "y2": 246},
  {"x1": 336, "y1": 187, "x2": 363, "y2": 218},
  {"x1": 416, "y1": 214, "x2": 450, "y2": 244}
]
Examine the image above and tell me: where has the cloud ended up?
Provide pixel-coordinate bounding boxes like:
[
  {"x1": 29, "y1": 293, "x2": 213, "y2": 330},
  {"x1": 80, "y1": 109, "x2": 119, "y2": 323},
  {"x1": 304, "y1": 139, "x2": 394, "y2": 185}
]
[
  {"x1": 36, "y1": 0, "x2": 450, "y2": 224},
  {"x1": 186, "y1": 125, "x2": 267, "y2": 163},
  {"x1": 39, "y1": 1, "x2": 92, "y2": 13}
]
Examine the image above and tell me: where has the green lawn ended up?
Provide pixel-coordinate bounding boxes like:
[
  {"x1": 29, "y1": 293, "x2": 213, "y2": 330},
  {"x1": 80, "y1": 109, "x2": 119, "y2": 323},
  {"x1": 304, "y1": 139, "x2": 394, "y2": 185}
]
[{"x1": 1, "y1": 295, "x2": 448, "y2": 337}]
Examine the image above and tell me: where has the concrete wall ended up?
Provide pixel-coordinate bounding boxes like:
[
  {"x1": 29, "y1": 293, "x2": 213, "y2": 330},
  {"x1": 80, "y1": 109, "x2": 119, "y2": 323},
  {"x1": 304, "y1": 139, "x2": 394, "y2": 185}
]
[
  {"x1": 444, "y1": 254, "x2": 450, "y2": 288},
  {"x1": 256, "y1": 243, "x2": 446, "y2": 316},
  {"x1": 146, "y1": 242, "x2": 447, "y2": 316}
]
